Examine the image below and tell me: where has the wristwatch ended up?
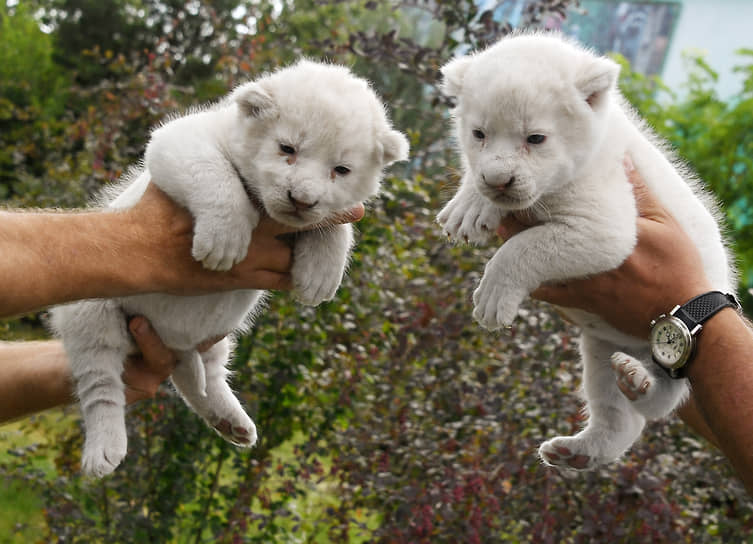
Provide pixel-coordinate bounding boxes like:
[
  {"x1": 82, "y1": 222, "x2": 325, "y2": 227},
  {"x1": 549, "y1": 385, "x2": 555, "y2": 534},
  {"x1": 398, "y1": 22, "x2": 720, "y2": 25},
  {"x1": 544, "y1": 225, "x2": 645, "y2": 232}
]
[{"x1": 649, "y1": 291, "x2": 739, "y2": 378}]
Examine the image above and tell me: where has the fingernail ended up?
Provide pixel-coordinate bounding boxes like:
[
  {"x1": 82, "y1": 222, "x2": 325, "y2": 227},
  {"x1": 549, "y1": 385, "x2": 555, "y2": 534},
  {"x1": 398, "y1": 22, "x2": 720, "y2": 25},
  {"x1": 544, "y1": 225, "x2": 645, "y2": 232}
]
[
  {"x1": 130, "y1": 317, "x2": 149, "y2": 336},
  {"x1": 348, "y1": 205, "x2": 365, "y2": 222},
  {"x1": 623, "y1": 155, "x2": 635, "y2": 173}
]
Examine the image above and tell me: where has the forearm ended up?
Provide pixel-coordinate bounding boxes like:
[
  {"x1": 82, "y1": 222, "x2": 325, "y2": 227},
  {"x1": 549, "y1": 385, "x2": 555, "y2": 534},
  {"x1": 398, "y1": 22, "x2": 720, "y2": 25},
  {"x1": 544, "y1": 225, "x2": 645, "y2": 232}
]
[
  {"x1": 686, "y1": 308, "x2": 753, "y2": 493},
  {"x1": 0, "y1": 184, "x2": 312, "y2": 319},
  {"x1": 0, "y1": 318, "x2": 194, "y2": 423},
  {"x1": 0, "y1": 341, "x2": 74, "y2": 422},
  {"x1": 0, "y1": 209, "x2": 154, "y2": 317},
  {"x1": 676, "y1": 394, "x2": 721, "y2": 450}
]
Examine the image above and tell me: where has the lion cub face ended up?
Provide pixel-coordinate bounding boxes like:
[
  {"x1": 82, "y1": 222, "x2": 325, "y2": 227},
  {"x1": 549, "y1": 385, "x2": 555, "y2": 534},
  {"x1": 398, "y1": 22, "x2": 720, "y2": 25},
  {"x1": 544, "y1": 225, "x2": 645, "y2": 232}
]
[
  {"x1": 442, "y1": 33, "x2": 620, "y2": 211},
  {"x1": 230, "y1": 61, "x2": 409, "y2": 227}
]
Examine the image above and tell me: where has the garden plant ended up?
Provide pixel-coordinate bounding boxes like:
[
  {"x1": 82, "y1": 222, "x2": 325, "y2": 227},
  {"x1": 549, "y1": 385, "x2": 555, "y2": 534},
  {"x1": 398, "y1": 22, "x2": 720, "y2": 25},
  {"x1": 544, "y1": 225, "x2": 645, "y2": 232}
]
[{"x1": 2, "y1": 1, "x2": 752, "y2": 542}]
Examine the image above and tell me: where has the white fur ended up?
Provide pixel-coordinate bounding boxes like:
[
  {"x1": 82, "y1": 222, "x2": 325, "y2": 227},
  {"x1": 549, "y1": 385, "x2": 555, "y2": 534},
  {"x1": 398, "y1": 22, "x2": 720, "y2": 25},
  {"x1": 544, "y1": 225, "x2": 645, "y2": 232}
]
[
  {"x1": 437, "y1": 32, "x2": 735, "y2": 470},
  {"x1": 50, "y1": 60, "x2": 409, "y2": 477}
]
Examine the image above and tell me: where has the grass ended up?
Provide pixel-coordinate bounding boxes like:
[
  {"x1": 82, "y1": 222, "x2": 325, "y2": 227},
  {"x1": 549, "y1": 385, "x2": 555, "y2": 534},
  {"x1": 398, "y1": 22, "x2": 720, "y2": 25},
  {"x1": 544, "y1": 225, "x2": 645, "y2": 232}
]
[
  {"x1": 0, "y1": 479, "x2": 46, "y2": 544},
  {"x1": 0, "y1": 413, "x2": 72, "y2": 543},
  {"x1": 0, "y1": 320, "x2": 54, "y2": 540}
]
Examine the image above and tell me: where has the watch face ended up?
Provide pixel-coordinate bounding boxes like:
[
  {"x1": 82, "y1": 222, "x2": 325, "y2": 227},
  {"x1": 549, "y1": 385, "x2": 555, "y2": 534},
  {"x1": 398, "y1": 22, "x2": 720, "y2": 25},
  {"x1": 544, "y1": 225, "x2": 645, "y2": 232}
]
[{"x1": 650, "y1": 315, "x2": 693, "y2": 369}]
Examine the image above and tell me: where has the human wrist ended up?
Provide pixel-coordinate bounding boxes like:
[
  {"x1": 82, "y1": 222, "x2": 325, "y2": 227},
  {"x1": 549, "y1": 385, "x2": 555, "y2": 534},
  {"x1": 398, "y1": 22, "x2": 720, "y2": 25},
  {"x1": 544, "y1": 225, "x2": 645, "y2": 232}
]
[
  {"x1": 115, "y1": 187, "x2": 211, "y2": 295},
  {"x1": 44, "y1": 207, "x2": 181, "y2": 300},
  {"x1": 650, "y1": 290, "x2": 740, "y2": 380},
  {"x1": 685, "y1": 307, "x2": 748, "y2": 384},
  {"x1": 645, "y1": 281, "x2": 715, "y2": 330},
  {"x1": 108, "y1": 208, "x2": 172, "y2": 294}
]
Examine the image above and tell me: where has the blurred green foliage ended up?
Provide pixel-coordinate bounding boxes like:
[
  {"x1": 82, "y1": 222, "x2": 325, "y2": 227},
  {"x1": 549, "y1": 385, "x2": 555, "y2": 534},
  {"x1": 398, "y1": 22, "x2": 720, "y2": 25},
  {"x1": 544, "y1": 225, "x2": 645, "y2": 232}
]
[
  {"x1": 2, "y1": 1, "x2": 752, "y2": 542},
  {"x1": 619, "y1": 50, "x2": 753, "y2": 303},
  {"x1": 0, "y1": 3, "x2": 68, "y2": 114},
  {"x1": 0, "y1": 3, "x2": 72, "y2": 202}
]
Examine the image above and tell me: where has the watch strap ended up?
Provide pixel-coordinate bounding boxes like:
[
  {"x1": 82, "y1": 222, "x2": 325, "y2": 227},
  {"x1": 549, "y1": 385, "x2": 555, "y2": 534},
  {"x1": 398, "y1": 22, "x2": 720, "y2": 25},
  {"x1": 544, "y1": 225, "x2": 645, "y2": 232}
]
[{"x1": 672, "y1": 291, "x2": 739, "y2": 332}]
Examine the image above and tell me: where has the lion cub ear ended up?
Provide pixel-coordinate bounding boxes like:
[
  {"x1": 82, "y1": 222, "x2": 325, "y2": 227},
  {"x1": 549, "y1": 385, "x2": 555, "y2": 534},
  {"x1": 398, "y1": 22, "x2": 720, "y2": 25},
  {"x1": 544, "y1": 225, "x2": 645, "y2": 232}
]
[
  {"x1": 440, "y1": 55, "x2": 474, "y2": 98},
  {"x1": 380, "y1": 129, "x2": 410, "y2": 166},
  {"x1": 576, "y1": 55, "x2": 620, "y2": 110},
  {"x1": 232, "y1": 82, "x2": 279, "y2": 119}
]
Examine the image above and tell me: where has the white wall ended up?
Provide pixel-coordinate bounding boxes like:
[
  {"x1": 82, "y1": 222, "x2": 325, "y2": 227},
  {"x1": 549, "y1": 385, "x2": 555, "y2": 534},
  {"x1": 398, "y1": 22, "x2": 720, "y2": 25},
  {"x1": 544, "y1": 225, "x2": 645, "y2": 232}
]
[{"x1": 662, "y1": 0, "x2": 753, "y2": 99}]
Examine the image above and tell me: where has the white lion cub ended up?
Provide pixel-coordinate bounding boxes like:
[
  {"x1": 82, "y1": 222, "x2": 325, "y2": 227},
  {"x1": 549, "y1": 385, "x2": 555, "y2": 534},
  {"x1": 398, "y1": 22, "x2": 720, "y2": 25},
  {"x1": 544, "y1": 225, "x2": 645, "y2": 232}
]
[
  {"x1": 50, "y1": 60, "x2": 409, "y2": 478},
  {"x1": 437, "y1": 32, "x2": 735, "y2": 470}
]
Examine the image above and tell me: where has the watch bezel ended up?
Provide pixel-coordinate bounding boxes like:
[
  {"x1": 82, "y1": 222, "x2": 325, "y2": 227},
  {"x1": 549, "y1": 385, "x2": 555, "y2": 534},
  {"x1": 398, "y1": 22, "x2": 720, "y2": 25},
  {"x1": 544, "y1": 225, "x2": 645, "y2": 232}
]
[{"x1": 649, "y1": 314, "x2": 695, "y2": 373}]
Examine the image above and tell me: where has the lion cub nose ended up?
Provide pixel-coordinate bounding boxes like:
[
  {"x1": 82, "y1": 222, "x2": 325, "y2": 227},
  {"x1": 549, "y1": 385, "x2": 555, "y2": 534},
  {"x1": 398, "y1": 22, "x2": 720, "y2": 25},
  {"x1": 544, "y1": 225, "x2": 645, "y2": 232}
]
[
  {"x1": 287, "y1": 190, "x2": 318, "y2": 210},
  {"x1": 482, "y1": 173, "x2": 515, "y2": 191}
]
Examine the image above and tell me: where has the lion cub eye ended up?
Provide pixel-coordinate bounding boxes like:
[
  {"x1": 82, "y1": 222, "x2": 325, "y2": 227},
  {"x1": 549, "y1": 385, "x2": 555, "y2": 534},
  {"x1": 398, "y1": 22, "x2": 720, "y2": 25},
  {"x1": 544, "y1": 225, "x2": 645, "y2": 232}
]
[
  {"x1": 526, "y1": 134, "x2": 546, "y2": 144},
  {"x1": 472, "y1": 129, "x2": 486, "y2": 140},
  {"x1": 333, "y1": 165, "x2": 351, "y2": 176},
  {"x1": 279, "y1": 143, "x2": 296, "y2": 155}
]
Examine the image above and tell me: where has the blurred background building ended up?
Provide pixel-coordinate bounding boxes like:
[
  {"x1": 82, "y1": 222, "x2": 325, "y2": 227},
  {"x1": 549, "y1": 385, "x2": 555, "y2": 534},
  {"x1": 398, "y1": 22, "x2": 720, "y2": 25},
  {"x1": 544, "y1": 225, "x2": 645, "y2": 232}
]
[{"x1": 483, "y1": 0, "x2": 753, "y2": 99}]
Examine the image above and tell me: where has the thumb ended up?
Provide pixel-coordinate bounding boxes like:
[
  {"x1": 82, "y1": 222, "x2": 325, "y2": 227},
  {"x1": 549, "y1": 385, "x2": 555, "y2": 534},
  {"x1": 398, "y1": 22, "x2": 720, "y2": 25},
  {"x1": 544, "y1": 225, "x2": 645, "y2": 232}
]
[
  {"x1": 128, "y1": 316, "x2": 176, "y2": 374},
  {"x1": 256, "y1": 203, "x2": 365, "y2": 238},
  {"x1": 328, "y1": 203, "x2": 365, "y2": 225},
  {"x1": 624, "y1": 155, "x2": 666, "y2": 221}
]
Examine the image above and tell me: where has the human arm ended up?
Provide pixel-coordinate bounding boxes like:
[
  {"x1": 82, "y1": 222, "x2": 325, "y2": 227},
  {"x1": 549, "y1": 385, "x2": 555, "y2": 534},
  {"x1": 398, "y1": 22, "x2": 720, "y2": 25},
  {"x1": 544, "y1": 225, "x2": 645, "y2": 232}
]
[
  {"x1": 0, "y1": 340, "x2": 75, "y2": 422},
  {"x1": 0, "y1": 316, "x2": 186, "y2": 423},
  {"x1": 500, "y1": 159, "x2": 753, "y2": 493},
  {"x1": 0, "y1": 183, "x2": 364, "y2": 421},
  {"x1": 681, "y1": 308, "x2": 753, "y2": 492},
  {"x1": 0, "y1": 183, "x2": 364, "y2": 318}
]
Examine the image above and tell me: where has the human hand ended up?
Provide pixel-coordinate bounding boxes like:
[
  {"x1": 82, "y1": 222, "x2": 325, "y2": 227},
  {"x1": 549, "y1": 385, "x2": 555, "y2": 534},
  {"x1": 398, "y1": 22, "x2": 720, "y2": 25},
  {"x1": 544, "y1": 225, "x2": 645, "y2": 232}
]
[
  {"x1": 123, "y1": 316, "x2": 222, "y2": 404},
  {"x1": 125, "y1": 184, "x2": 364, "y2": 295},
  {"x1": 123, "y1": 316, "x2": 178, "y2": 403},
  {"x1": 498, "y1": 157, "x2": 713, "y2": 338}
]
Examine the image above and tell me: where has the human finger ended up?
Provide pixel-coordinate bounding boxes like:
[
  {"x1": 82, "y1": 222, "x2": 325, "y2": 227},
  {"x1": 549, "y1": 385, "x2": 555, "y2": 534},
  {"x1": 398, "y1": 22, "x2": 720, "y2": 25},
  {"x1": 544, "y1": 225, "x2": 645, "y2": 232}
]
[
  {"x1": 250, "y1": 235, "x2": 294, "y2": 273},
  {"x1": 228, "y1": 232, "x2": 294, "y2": 290},
  {"x1": 248, "y1": 271, "x2": 293, "y2": 291},
  {"x1": 256, "y1": 203, "x2": 366, "y2": 238},
  {"x1": 623, "y1": 155, "x2": 668, "y2": 221},
  {"x1": 196, "y1": 334, "x2": 226, "y2": 353},
  {"x1": 531, "y1": 283, "x2": 576, "y2": 307},
  {"x1": 497, "y1": 215, "x2": 529, "y2": 241},
  {"x1": 329, "y1": 203, "x2": 366, "y2": 224},
  {"x1": 124, "y1": 317, "x2": 178, "y2": 403},
  {"x1": 128, "y1": 317, "x2": 176, "y2": 375}
]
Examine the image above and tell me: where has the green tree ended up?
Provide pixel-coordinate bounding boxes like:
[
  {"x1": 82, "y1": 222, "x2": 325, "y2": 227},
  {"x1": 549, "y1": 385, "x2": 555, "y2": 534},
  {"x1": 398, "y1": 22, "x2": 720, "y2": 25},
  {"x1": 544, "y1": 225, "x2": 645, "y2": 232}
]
[
  {"x1": 0, "y1": 3, "x2": 67, "y2": 113},
  {"x1": 31, "y1": 0, "x2": 260, "y2": 86},
  {"x1": 0, "y1": 2, "x2": 72, "y2": 200}
]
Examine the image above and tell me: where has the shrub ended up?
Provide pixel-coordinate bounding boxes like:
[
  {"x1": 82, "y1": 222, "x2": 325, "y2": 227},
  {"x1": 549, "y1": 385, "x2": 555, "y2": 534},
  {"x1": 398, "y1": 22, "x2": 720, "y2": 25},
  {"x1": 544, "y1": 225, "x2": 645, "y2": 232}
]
[{"x1": 2, "y1": 1, "x2": 753, "y2": 542}]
